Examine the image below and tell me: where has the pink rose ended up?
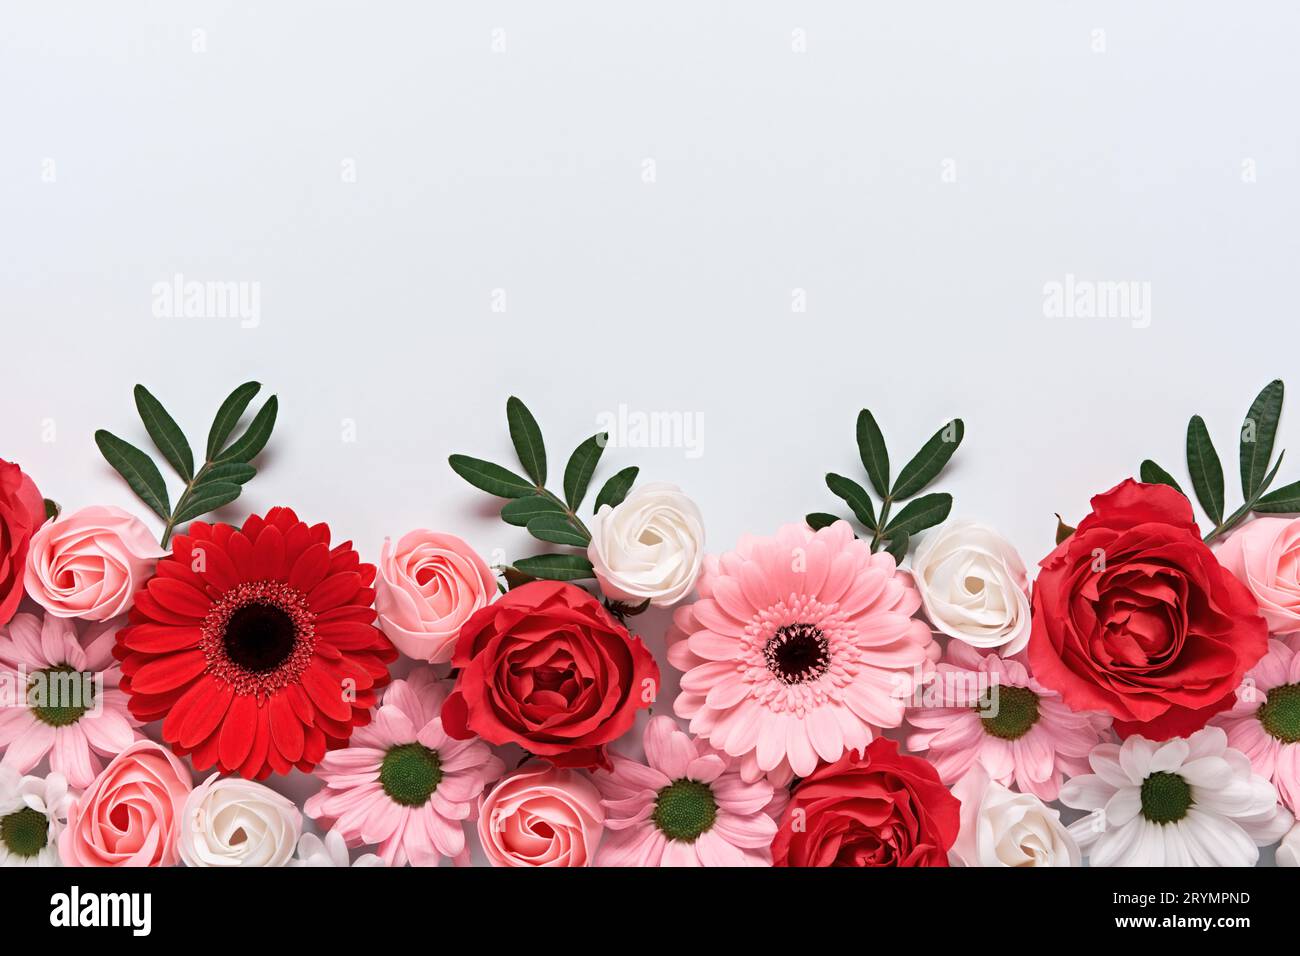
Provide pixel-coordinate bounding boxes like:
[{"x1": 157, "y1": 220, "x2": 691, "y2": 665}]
[
  {"x1": 25, "y1": 505, "x2": 165, "y2": 621},
  {"x1": 1218, "y1": 516, "x2": 1300, "y2": 636},
  {"x1": 375, "y1": 530, "x2": 496, "y2": 663},
  {"x1": 477, "y1": 763, "x2": 605, "y2": 867},
  {"x1": 60, "y1": 739, "x2": 192, "y2": 866}
]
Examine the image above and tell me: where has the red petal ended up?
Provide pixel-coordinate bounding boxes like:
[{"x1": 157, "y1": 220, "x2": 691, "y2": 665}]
[
  {"x1": 129, "y1": 649, "x2": 208, "y2": 694},
  {"x1": 287, "y1": 543, "x2": 330, "y2": 593},
  {"x1": 119, "y1": 624, "x2": 203, "y2": 654},
  {"x1": 189, "y1": 728, "x2": 223, "y2": 771},
  {"x1": 161, "y1": 676, "x2": 211, "y2": 742},
  {"x1": 285, "y1": 683, "x2": 315, "y2": 726},
  {"x1": 196, "y1": 542, "x2": 240, "y2": 592},
  {"x1": 155, "y1": 557, "x2": 206, "y2": 592},
  {"x1": 238, "y1": 704, "x2": 272, "y2": 779},
  {"x1": 316, "y1": 621, "x2": 384, "y2": 650},
  {"x1": 147, "y1": 578, "x2": 212, "y2": 619},
  {"x1": 242, "y1": 513, "x2": 265, "y2": 540},
  {"x1": 252, "y1": 524, "x2": 285, "y2": 581},
  {"x1": 328, "y1": 546, "x2": 360, "y2": 575},
  {"x1": 227, "y1": 531, "x2": 255, "y2": 579},
  {"x1": 179, "y1": 679, "x2": 235, "y2": 749},
  {"x1": 219, "y1": 694, "x2": 258, "y2": 770},
  {"x1": 269, "y1": 693, "x2": 305, "y2": 762},
  {"x1": 301, "y1": 662, "x2": 352, "y2": 722},
  {"x1": 283, "y1": 521, "x2": 312, "y2": 564},
  {"x1": 307, "y1": 572, "x2": 362, "y2": 612},
  {"x1": 302, "y1": 724, "x2": 327, "y2": 765},
  {"x1": 132, "y1": 588, "x2": 200, "y2": 626},
  {"x1": 267, "y1": 745, "x2": 291, "y2": 776},
  {"x1": 315, "y1": 605, "x2": 375, "y2": 624}
]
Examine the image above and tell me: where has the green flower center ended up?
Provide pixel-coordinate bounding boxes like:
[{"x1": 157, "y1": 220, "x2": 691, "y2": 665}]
[
  {"x1": 379, "y1": 743, "x2": 442, "y2": 807},
  {"x1": 1140, "y1": 771, "x2": 1193, "y2": 824},
  {"x1": 976, "y1": 684, "x2": 1041, "y2": 740},
  {"x1": 652, "y1": 779, "x2": 717, "y2": 843},
  {"x1": 1258, "y1": 682, "x2": 1300, "y2": 744},
  {"x1": 0, "y1": 807, "x2": 50, "y2": 859},
  {"x1": 29, "y1": 665, "x2": 95, "y2": 727}
]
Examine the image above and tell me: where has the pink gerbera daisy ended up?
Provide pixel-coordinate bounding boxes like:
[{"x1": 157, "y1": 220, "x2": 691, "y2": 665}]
[
  {"x1": 304, "y1": 667, "x2": 503, "y2": 866},
  {"x1": 905, "y1": 640, "x2": 1112, "y2": 800},
  {"x1": 0, "y1": 611, "x2": 139, "y2": 788},
  {"x1": 666, "y1": 521, "x2": 936, "y2": 784},
  {"x1": 1212, "y1": 636, "x2": 1300, "y2": 813},
  {"x1": 593, "y1": 716, "x2": 784, "y2": 866}
]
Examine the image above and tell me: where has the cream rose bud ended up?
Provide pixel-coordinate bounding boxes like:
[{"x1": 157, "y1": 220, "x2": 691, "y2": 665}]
[
  {"x1": 375, "y1": 530, "x2": 496, "y2": 663},
  {"x1": 910, "y1": 520, "x2": 1031, "y2": 653},
  {"x1": 24, "y1": 505, "x2": 166, "y2": 621},
  {"x1": 178, "y1": 775, "x2": 301, "y2": 867},
  {"x1": 949, "y1": 768, "x2": 1080, "y2": 867},
  {"x1": 587, "y1": 482, "x2": 704, "y2": 607}
]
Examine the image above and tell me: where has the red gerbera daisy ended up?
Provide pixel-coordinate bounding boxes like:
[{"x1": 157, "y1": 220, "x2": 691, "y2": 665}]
[{"x1": 114, "y1": 507, "x2": 397, "y2": 779}]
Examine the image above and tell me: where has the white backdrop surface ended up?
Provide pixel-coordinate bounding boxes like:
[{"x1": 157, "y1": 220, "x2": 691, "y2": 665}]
[{"x1": 3, "y1": 1, "x2": 1299, "y2": 865}]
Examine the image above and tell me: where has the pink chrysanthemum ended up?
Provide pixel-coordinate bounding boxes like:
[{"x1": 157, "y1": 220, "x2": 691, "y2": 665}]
[
  {"x1": 666, "y1": 521, "x2": 936, "y2": 785},
  {"x1": 905, "y1": 640, "x2": 1112, "y2": 800},
  {"x1": 0, "y1": 611, "x2": 139, "y2": 788},
  {"x1": 1212, "y1": 636, "x2": 1300, "y2": 813},
  {"x1": 304, "y1": 667, "x2": 503, "y2": 866},
  {"x1": 593, "y1": 716, "x2": 785, "y2": 866}
]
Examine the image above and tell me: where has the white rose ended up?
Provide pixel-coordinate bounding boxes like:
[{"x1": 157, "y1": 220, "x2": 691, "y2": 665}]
[
  {"x1": 587, "y1": 481, "x2": 705, "y2": 607},
  {"x1": 178, "y1": 775, "x2": 301, "y2": 867},
  {"x1": 910, "y1": 520, "x2": 1031, "y2": 653},
  {"x1": 950, "y1": 768, "x2": 1080, "y2": 867},
  {"x1": 1278, "y1": 822, "x2": 1300, "y2": 867}
]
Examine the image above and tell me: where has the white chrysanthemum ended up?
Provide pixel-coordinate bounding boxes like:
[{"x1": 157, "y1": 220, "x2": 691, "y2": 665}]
[
  {"x1": 1277, "y1": 822, "x2": 1300, "y2": 866},
  {"x1": 0, "y1": 768, "x2": 74, "y2": 867},
  {"x1": 1061, "y1": 727, "x2": 1292, "y2": 867},
  {"x1": 291, "y1": 829, "x2": 385, "y2": 868}
]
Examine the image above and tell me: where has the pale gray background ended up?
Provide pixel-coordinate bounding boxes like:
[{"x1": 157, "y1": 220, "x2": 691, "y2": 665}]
[{"x1": 3, "y1": 2, "x2": 1298, "y2": 865}]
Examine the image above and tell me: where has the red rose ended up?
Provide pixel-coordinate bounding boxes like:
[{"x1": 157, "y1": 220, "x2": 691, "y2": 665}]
[
  {"x1": 441, "y1": 580, "x2": 659, "y2": 769},
  {"x1": 0, "y1": 458, "x2": 45, "y2": 626},
  {"x1": 772, "y1": 738, "x2": 960, "y2": 867},
  {"x1": 1028, "y1": 479, "x2": 1267, "y2": 740}
]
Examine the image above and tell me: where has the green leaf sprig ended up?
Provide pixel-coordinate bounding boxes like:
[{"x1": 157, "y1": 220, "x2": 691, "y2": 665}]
[
  {"x1": 808, "y1": 409, "x2": 964, "y2": 561},
  {"x1": 1140, "y1": 379, "x2": 1300, "y2": 543},
  {"x1": 95, "y1": 382, "x2": 277, "y2": 547},
  {"x1": 450, "y1": 396, "x2": 639, "y2": 586}
]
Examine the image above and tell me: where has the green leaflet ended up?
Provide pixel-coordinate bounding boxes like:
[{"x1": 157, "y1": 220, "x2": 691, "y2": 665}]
[{"x1": 506, "y1": 396, "x2": 547, "y2": 486}]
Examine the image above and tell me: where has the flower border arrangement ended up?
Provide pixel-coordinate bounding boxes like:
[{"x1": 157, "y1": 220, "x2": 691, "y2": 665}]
[{"x1": 4, "y1": 384, "x2": 1300, "y2": 867}]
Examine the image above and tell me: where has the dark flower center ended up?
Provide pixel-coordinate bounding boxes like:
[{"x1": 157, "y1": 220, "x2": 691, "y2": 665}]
[
  {"x1": 0, "y1": 807, "x2": 49, "y2": 858},
  {"x1": 380, "y1": 743, "x2": 442, "y2": 807},
  {"x1": 976, "y1": 684, "x2": 1040, "y2": 740},
  {"x1": 1258, "y1": 682, "x2": 1300, "y2": 744},
  {"x1": 29, "y1": 665, "x2": 95, "y2": 727},
  {"x1": 764, "y1": 624, "x2": 830, "y2": 685},
  {"x1": 652, "y1": 779, "x2": 717, "y2": 842},
  {"x1": 224, "y1": 603, "x2": 298, "y2": 673},
  {"x1": 1140, "y1": 771, "x2": 1193, "y2": 824}
]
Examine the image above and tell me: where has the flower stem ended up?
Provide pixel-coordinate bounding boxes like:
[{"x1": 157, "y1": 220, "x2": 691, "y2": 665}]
[
  {"x1": 869, "y1": 497, "x2": 893, "y2": 552},
  {"x1": 537, "y1": 486, "x2": 592, "y2": 541},
  {"x1": 160, "y1": 461, "x2": 214, "y2": 549}
]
